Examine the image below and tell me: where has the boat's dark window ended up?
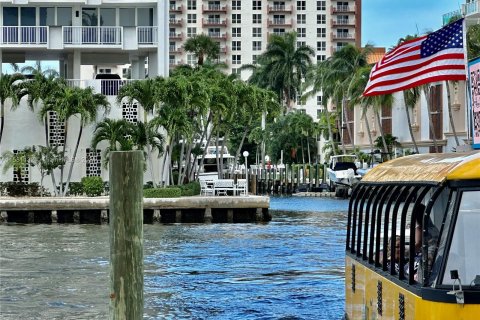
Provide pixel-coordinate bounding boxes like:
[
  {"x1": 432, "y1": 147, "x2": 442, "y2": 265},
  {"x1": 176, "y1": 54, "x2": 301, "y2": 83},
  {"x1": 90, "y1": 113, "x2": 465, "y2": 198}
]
[{"x1": 441, "y1": 190, "x2": 480, "y2": 286}]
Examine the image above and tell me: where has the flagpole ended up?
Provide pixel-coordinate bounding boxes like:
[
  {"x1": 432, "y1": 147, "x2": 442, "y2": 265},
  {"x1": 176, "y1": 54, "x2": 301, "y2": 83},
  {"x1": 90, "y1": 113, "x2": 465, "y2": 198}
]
[{"x1": 461, "y1": 17, "x2": 472, "y2": 146}]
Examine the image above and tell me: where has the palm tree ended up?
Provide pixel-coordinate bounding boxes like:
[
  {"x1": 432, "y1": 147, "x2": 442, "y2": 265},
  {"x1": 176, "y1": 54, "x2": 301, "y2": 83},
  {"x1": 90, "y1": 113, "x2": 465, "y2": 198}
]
[
  {"x1": 30, "y1": 145, "x2": 65, "y2": 196},
  {"x1": 1, "y1": 147, "x2": 34, "y2": 182},
  {"x1": 0, "y1": 73, "x2": 24, "y2": 145},
  {"x1": 91, "y1": 118, "x2": 136, "y2": 166},
  {"x1": 183, "y1": 34, "x2": 220, "y2": 66},
  {"x1": 45, "y1": 86, "x2": 109, "y2": 196},
  {"x1": 403, "y1": 87, "x2": 420, "y2": 153},
  {"x1": 251, "y1": 32, "x2": 314, "y2": 111},
  {"x1": 117, "y1": 78, "x2": 162, "y2": 186}
]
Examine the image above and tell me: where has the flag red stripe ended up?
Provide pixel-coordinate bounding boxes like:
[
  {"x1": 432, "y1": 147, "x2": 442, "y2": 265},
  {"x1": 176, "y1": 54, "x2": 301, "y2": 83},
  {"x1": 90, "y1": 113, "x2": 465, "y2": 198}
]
[
  {"x1": 365, "y1": 65, "x2": 466, "y2": 93},
  {"x1": 364, "y1": 74, "x2": 467, "y2": 96},
  {"x1": 384, "y1": 36, "x2": 426, "y2": 59},
  {"x1": 370, "y1": 53, "x2": 465, "y2": 81},
  {"x1": 382, "y1": 45, "x2": 421, "y2": 64}
]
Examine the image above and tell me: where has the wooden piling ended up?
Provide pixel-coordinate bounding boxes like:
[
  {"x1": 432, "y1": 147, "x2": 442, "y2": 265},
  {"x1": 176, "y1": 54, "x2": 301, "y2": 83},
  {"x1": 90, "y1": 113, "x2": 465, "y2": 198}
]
[{"x1": 109, "y1": 151, "x2": 144, "y2": 320}]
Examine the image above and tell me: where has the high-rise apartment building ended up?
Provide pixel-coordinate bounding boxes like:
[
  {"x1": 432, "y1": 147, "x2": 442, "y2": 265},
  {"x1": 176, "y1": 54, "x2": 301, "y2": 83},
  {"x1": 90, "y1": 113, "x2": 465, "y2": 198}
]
[{"x1": 168, "y1": 0, "x2": 362, "y2": 119}]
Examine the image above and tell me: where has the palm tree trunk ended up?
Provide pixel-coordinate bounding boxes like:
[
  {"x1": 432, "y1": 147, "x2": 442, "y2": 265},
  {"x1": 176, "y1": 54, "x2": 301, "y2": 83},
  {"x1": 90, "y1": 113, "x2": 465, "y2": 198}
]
[
  {"x1": 0, "y1": 102, "x2": 4, "y2": 146},
  {"x1": 219, "y1": 132, "x2": 229, "y2": 177},
  {"x1": 177, "y1": 136, "x2": 186, "y2": 185},
  {"x1": 199, "y1": 125, "x2": 214, "y2": 174},
  {"x1": 343, "y1": 97, "x2": 355, "y2": 152},
  {"x1": 306, "y1": 135, "x2": 311, "y2": 164},
  {"x1": 44, "y1": 116, "x2": 58, "y2": 196},
  {"x1": 64, "y1": 125, "x2": 83, "y2": 196},
  {"x1": 445, "y1": 81, "x2": 460, "y2": 147},
  {"x1": 59, "y1": 121, "x2": 68, "y2": 196},
  {"x1": 215, "y1": 132, "x2": 221, "y2": 179},
  {"x1": 189, "y1": 115, "x2": 212, "y2": 178},
  {"x1": 375, "y1": 109, "x2": 390, "y2": 160},
  {"x1": 403, "y1": 100, "x2": 419, "y2": 154},
  {"x1": 325, "y1": 109, "x2": 337, "y2": 156},
  {"x1": 424, "y1": 87, "x2": 439, "y2": 153},
  {"x1": 363, "y1": 112, "x2": 374, "y2": 152},
  {"x1": 232, "y1": 125, "x2": 249, "y2": 174}
]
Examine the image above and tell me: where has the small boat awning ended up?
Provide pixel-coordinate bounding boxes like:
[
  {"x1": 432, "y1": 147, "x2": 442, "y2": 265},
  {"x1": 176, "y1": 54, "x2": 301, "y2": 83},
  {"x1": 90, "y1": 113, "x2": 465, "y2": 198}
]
[{"x1": 361, "y1": 152, "x2": 480, "y2": 184}]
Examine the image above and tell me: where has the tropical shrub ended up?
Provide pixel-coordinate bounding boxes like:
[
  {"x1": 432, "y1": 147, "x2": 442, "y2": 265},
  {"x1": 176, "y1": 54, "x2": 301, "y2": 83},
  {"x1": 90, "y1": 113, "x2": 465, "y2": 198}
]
[
  {"x1": 68, "y1": 182, "x2": 84, "y2": 196},
  {"x1": 81, "y1": 176, "x2": 104, "y2": 197},
  {"x1": 179, "y1": 181, "x2": 200, "y2": 196},
  {"x1": 143, "y1": 187, "x2": 181, "y2": 198},
  {"x1": 3, "y1": 182, "x2": 43, "y2": 197}
]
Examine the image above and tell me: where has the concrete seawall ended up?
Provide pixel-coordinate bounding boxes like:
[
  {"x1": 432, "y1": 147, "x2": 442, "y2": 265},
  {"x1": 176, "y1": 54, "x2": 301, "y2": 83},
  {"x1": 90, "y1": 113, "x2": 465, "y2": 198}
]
[{"x1": 0, "y1": 196, "x2": 270, "y2": 224}]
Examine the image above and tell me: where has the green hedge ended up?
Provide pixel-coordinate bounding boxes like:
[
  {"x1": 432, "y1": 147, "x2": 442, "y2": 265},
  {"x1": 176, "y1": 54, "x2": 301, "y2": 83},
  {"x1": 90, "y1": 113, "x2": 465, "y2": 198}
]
[
  {"x1": 143, "y1": 187, "x2": 182, "y2": 198},
  {"x1": 0, "y1": 182, "x2": 45, "y2": 197},
  {"x1": 81, "y1": 176, "x2": 104, "y2": 197},
  {"x1": 179, "y1": 181, "x2": 200, "y2": 196}
]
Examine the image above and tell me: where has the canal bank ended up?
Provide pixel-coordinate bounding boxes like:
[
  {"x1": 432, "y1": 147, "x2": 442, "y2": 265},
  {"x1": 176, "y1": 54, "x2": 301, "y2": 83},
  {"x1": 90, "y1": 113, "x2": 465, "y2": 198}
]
[{"x1": 0, "y1": 196, "x2": 270, "y2": 224}]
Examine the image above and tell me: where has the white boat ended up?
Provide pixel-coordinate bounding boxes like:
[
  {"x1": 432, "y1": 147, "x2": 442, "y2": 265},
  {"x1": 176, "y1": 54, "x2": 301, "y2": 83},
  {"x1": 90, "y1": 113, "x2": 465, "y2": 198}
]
[
  {"x1": 196, "y1": 144, "x2": 235, "y2": 180},
  {"x1": 326, "y1": 155, "x2": 362, "y2": 197}
]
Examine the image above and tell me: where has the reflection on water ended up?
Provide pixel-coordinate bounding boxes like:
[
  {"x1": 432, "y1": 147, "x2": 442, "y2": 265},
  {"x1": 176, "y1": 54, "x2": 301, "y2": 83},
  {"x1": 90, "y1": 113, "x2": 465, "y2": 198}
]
[{"x1": 0, "y1": 197, "x2": 348, "y2": 320}]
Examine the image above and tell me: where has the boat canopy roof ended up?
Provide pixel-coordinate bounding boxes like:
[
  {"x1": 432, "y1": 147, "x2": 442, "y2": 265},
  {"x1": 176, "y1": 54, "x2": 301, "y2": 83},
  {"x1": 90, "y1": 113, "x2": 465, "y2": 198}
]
[{"x1": 361, "y1": 151, "x2": 480, "y2": 184}]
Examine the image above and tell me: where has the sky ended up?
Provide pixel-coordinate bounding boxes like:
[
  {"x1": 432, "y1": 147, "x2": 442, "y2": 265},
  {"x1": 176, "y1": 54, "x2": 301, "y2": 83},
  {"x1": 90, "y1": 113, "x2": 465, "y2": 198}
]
[{"x1": 362, "y1": 0, "x2": 460, "y2": 50}]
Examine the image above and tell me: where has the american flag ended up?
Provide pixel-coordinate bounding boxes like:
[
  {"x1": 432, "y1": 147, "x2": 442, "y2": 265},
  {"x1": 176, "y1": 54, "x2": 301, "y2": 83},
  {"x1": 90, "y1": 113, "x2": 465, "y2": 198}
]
[{"x1": 363, "y1": 18, "x2": 467, "y2": 97}]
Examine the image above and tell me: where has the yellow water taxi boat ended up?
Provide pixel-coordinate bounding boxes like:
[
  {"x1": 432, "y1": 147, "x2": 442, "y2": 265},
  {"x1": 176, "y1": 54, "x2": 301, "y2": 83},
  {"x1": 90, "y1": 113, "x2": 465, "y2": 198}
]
[{"x1": 345, "y1": 152, "x2": 480, "y2": 319}]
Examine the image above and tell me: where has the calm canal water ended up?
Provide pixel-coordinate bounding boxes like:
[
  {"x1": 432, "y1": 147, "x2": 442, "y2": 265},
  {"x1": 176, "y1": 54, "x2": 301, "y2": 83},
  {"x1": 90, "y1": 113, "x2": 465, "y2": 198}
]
[{"x1": 0, "y1": 197, "x2": 348, "y2": 320}]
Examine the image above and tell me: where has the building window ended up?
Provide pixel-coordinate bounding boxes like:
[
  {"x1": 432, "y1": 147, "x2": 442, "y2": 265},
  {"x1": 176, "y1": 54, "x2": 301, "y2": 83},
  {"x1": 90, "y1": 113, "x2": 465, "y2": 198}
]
[
  {"x1": 296, "y1": 1, "x2": 306, "y2": 10},
  {"x1": 232, "y1": 55, "x2": 241, "y2": 65},
  {"x1": 86, "y1": 148, "x2": 102, "y2": 177},
  {"x1": 273, "y1": 14, "x2": 286, "y2": 24},
  {"x1": 48, "y1": 111, "x2": 65, "y2": 147},
  {"x1": 232, "y1": 13, "x2": 241, "y2": 24},
  {"x1": 273, "y1": 28, "x2": 285, "y2": 35},
  {"x1": 317, "y1": 95, "x2": 323, "y2": 106},
  {"x1": 187, "y1": 0, "x2": 197, "y2": 10},
  {"x1": 317, "y1": 0, "x2": 326, "y2": 10},
  {"x1": 122, "y1": 103, "x2": 138, "y2": 124},
  {"x1": 187, "y1": 27, "x2": 197, "y2": 37},
  {"x1": 253, "y1": 0, "x2": 262, "y2": 10},
  {"x1": 232, "y1": 27, "x2": 241, "y2": 37},
  {"x1": 232, "y1": 68, "x2": 241, "y2": 75},
  {"x1": 253, "y1": 27, "x2": 262, "y2": 37},
  {"x1": 253, "y1": 14, "x2": 262, "y2": 24},
  {"x1": 187, "y1": 14, "x2": 196, "y2": 23},
  {"x1": 232, "y1": 0, "x2": 241, "y2": 10},
  {"x1": 232, "y1": 40, "x2": 241, "y2": 51},
  {"x1": 253, "y1": 40, "x2": 262, "y2": 51},
  {"x1": 297, "y1": 28, "x2": 306, "y2": 38},
  {"x1": 317, "y1": 55, "x2": 326, "y2": 62},
  {"x1": 317, "y1": 14, "x2": 326, "y2": 24},
  {"x1": 187, "y1": 54, "x2": 196, "y2": 65},
  {"x1": 317, "y1": 27, "x2": 326, "y2": 38},
  {"x1": 297, "y1": 14, "x2": 306, "y2": 24},
  {"x1": 317, "y1": 41, "x2": 326, "y2": 51},
  {"x1": 252, "y1": 55, "x2": 258, "y2": 64},
  {"x1": 297, "y1": 41, "x2": 306, "y2": 48}
]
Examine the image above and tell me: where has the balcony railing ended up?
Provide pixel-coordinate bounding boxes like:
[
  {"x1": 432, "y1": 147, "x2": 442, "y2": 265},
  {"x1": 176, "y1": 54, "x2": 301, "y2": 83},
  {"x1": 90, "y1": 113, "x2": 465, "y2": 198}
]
[
  {"x1": 0, "y1": 26, "x2": 48, "y2": 45},
  {"x1": 267, "y1": 19, "x2": 292, "y2": 27},
  {"x1": 138, "y1": 27, "x2": 158, "y2": 44},
  {"x1": 169, "y1": 5, "x2": 184, "y2": 12},
  {"x1": 208, "y1": 32, "x2": 227, "y2": 40},
  {"x1": 202, "y1": 4, "x2": 228, "y2": 13},
  {"x1": 332, "y1": 5, "x2": 355, "y2": 13},
  {"x1": 169, "y1": 18, "x2": 184, "y2": 26},
  {"x1": 66, "y1": 79, "x2": 136, "y2": 96},
  {"x1": 169, "y1": 31, "x2": 184, "y2": 40},
  {"x1": 169, "y1": 46, "x2": 183, "y2": 53},
  {"x1": 333, "y1": 32, "x2": 355, "y2": 40},
  {"x1": 464, "y1": 0, "x2": 480, "y2": 16},
  {"x1": 63, "y1": 26, "x2": 122, "y2": 45},
  {"x1": 332, "y1": 18, "x2": 355, "y2": 26},
  {"x1": 267, "y1": 5, "x2": 292, "y2": 13},
  {"x1": 202, "y1": 18, "x2": 227, "y2": 26}
]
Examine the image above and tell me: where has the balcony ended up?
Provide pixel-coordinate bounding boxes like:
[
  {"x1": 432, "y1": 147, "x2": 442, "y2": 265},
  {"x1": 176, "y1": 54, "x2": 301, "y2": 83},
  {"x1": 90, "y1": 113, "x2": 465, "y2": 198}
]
[
  {"x1": 267, "y1": 19, "x2": 292, "y2": 27},
  {"x1": 331, "y1": 5, "x2": 356, "y2": 13},
  {"x1": 202, "y1": 18, "x2": 227, "y2": 27},
  {"x1": 63, "y1": 26, "x2": 122, "y2": 46},
  {"x1": 169, "y1": 31, "x2": 184, "y2": 40},
  {"x1": 208, "y1": 32, "x2": 228, "y2": 40},
  {"x1": 169, "y1": 59, "x2": 185, "y2": 68},
  {"x1": 169, "y1": 45, "x2": 183, "y2": 54},
  {"x1": 202, "y1": 4, "x2": 228, "y2": 13},
  {"x1": 331, "y1": 18, "x2": 355, "y2": 27},
  {"x1": 219, "y1": 45, "x2": 228, "y2": 54},
  {"x1": 0, "y1": 26, "x2": 48, "y2": 45},
  {"x1": 267, "y1": 5, "x2": 292, "y2": 13},
  {"x1": 66, "y1": 79, "x2": 136, "y2": 96},
  {"x1": 332, "y1": 32, "x2": 355, "y2": 41},
  {"x1": 169, "y1": 18, "x2": 184, "y2": 26},
  {"x1": 169, "y1": 4, "x2": 184, "y2": 13},
  {"x1": 138, "y1": 27, "x2": 158, "y2": 45}
]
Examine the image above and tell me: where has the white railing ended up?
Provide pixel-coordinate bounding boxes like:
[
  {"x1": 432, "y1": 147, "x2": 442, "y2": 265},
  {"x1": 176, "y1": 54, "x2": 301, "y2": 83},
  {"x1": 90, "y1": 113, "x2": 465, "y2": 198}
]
[
  {"x1": 442, "y1": 9, "x2": 462, "y2": 25},
  {"x1": 138, "y1": 26, "x2": 158, "y2": 44},
  {"x1": 0, "y1": 26, "x2": 48, "y2": 45},
  {"x1": 63, "y1": 26, "x2": 122, "y2": 45},
  {"x1": 66, "y1": 79, "x2": 136, "y2": 96},
  {"x1": 464, "y1": 0, "x2": 479, "y2": 16}
]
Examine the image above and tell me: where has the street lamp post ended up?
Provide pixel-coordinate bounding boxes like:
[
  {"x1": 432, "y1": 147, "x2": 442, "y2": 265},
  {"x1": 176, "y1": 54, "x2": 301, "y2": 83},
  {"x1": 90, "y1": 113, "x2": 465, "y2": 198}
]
[{"x1": 243, "y1": 151, "x2": 249, "y2": 195}]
